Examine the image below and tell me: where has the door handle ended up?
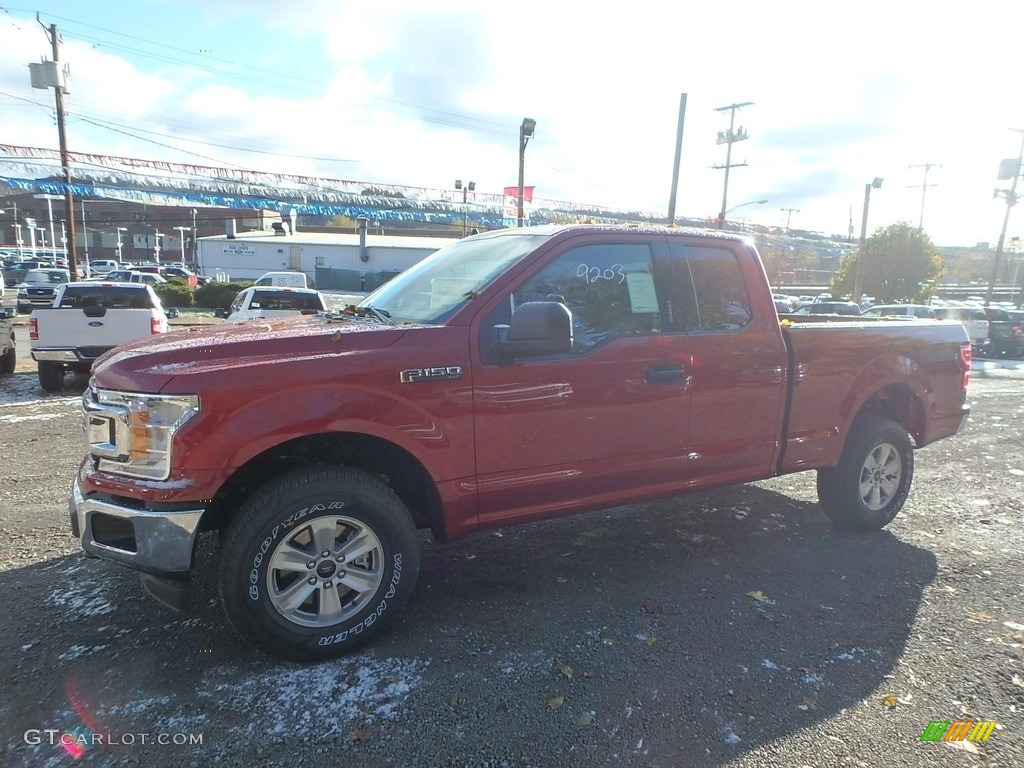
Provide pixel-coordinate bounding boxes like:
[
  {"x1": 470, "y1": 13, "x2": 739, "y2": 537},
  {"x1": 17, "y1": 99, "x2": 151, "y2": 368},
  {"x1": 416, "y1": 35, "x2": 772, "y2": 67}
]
[{"x1": 645, "y1": 364, "x2": 686, "y2": 385}]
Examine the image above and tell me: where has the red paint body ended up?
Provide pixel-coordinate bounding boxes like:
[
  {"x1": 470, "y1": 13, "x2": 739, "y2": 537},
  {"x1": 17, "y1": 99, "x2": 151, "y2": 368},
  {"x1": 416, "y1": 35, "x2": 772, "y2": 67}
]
[{"x1": 78, "y1": 227, "x2": 970, "y2": 546}]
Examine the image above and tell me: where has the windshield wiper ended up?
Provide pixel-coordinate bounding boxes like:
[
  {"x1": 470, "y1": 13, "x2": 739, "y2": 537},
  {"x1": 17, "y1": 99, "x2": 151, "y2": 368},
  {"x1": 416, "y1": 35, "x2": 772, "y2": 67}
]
[{"x1": 342, "y1": 304, "x2": 393, "y2": 325}]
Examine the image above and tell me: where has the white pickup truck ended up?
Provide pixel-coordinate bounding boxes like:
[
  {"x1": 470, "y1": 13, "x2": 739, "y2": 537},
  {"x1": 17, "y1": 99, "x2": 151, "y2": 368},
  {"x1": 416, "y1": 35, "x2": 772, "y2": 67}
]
[
  {"x1": 29, "y1": 282, "x2": 169, "y2": 391},
  {"x1": 215, "y1": 286, "x2": 327, "y2": 322}
]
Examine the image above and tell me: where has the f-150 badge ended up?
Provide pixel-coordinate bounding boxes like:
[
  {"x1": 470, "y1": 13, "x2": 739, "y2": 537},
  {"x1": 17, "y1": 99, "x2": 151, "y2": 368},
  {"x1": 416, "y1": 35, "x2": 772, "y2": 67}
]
[{"x1": 400, "y1": 366, "x2": 463, "y2": 383}]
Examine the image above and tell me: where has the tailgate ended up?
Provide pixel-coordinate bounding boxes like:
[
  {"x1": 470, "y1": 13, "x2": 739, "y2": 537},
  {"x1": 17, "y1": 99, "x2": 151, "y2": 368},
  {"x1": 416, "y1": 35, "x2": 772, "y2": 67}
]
[{"x1": 32, "y1": 309, "x2": 158, "y2": 350}]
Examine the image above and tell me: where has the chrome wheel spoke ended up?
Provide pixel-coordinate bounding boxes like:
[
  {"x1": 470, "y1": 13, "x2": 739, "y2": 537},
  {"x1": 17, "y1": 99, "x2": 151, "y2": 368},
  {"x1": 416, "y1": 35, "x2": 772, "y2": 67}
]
[
  {"x1": 318, "y1": 585, "x2": 344, "y2": 622},
  {"x1": 338, "y1": 530, "x2": 376, "y2": 563},
  {"x1": 276, "y1": 577, "x2": 317, "y2": 612},
  {"x1": 269, "y1": 546, "x2": 312, "y2": 573},
  {"x1": 309, "y1": 517, "x2": 338, "y2": 555},
  {"x1": 338, "y1": 567, "x2": 380, "y2": 594}
]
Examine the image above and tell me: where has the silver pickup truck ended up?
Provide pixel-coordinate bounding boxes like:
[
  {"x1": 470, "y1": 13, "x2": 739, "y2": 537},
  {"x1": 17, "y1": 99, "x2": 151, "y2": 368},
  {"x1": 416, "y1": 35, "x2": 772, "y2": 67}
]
[{"x1": 29, "y1": 282, "x2": 169, "y2": 391}]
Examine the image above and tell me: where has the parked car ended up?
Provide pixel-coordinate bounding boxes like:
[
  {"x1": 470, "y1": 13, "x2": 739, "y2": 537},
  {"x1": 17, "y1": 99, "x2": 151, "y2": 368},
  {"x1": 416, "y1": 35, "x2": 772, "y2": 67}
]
[
  {"x1": 982, "y1": 306, "x2": 1024, "y2": 358},
  {"x1": 861, "y1": 304, "x2": 937, "y2": 319},
  {"x1": 16, "y1": 268, "x2": 71, "y2": 313},
  {"x1": 3, "y1": 260, "x2": 54, "y2": 287},
  {"x1": 88, "y1": 259, "x2": 126, "y2": 276},
  {"x1": 217, "y1": 286, "x2": 327, "y2": 322},
  {"x1": 134, "y1": 264, "x2": 210, "y2": 287},
  {"x1": 254, "y1": 271, "x2": 308, "y2": 288},
  {"x1": 792, "y1": 301, "x2": 862, "y2": 316},
  {"x1": 86, "y1": 270, "x2": 168, "y2": 286},
  {"x1": 934, "y1": 306, "x2": 989, "y2": 353}
]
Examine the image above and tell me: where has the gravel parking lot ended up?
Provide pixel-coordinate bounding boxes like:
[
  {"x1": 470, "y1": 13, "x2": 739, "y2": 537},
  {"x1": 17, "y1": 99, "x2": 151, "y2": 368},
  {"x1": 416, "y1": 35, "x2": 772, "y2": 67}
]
[{"x1": 1, "y1": 361, "x2": 1022, "y2": 767}]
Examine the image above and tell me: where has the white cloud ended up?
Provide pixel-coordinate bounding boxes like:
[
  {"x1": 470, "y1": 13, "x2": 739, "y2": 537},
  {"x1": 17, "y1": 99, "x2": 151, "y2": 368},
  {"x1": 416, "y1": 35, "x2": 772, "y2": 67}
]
[{"x1": 2, "y1": 1, "x2": 1024, "y2": 246}]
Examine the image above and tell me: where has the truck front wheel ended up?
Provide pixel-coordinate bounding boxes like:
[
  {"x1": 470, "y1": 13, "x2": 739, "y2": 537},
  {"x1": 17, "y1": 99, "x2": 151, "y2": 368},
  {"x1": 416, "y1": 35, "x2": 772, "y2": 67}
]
[
  {"x1": 37, "y1": 361, "x2": 64, "y2": 392},
  {"x1": 219, "y1": 466, "x2": 420, "y2": 662},
  {"x1": 816, "y1": 416, "x2": 914, "y2": 532}
]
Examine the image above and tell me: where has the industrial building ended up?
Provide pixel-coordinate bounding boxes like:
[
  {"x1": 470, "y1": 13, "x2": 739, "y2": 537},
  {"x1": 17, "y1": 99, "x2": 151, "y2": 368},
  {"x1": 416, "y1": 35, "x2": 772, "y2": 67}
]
[{"x1": 197, "y1": 218, "x2": 459, "y2": 290}]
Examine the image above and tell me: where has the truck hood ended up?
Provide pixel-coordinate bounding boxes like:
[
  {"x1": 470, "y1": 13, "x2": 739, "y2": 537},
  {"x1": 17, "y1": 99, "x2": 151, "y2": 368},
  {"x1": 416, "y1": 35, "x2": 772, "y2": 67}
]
[{"x1": 92, "y1": 315, "x2": 407, "y2": 393}]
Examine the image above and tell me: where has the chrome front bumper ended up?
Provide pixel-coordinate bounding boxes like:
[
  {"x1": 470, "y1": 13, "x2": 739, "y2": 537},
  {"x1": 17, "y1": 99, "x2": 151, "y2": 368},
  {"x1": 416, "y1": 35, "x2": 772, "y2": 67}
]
[{"x1": 69, "y1": 478, "x2": 205, "y2": 575}]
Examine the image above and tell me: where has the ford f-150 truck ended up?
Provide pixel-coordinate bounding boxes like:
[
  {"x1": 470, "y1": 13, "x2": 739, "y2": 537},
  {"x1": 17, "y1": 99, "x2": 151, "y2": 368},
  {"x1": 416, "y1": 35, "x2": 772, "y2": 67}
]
[
  {"x1": 70, "y1": 225, "x2": 971, "y2": 661},
  {"x1": 30, "y1": 282, "x2": 168, "y2": 391}
]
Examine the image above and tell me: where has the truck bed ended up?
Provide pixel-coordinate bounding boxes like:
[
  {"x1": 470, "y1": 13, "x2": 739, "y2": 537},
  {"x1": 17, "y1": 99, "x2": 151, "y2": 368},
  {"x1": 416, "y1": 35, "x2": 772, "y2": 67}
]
[{"x1": 780, "y1": 318, "x2": 971, "y2": 473}]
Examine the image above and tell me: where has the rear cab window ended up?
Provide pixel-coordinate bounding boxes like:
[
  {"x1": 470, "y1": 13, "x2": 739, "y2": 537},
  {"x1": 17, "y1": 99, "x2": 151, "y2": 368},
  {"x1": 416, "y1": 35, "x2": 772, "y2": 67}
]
[
  {"x1": 59, "y1": 285, "x2": 153, "y2": 309},
  {"x1": 249, "y1": 290, "x2": 326, "y2": 312}
]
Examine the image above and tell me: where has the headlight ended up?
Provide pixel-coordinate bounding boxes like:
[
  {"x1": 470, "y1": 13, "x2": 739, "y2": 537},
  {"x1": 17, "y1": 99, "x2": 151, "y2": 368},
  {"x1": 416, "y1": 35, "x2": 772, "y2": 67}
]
[{"x1": 84, "y1": 385, "x2": 200, "y2": 480}]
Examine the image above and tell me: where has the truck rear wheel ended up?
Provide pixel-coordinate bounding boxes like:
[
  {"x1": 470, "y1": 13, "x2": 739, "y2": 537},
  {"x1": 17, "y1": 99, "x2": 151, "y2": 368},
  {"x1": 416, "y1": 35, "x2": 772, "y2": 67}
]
[
  {"x1": 816, "y1": 416, "x2": 914, "y2": 532},
  {"x1": 37, "y1": 361, "x2": 64, "y2": 392},
  {"x1": 219, "y1": 466, "x2": 420, "y2": 662}
]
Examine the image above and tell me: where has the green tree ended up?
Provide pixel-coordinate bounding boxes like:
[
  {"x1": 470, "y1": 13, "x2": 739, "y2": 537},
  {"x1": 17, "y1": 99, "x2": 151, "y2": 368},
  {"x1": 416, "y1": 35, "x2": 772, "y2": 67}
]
[{"x1": 831, "y1": 221, "x2": 945, "y2": 303}]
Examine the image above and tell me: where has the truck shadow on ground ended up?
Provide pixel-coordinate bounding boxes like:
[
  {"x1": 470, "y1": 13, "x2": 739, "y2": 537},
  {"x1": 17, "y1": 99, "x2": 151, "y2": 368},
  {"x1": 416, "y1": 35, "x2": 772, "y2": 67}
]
[{"x1": 0, "y1": 482, "x2": 936, "y2": 767}]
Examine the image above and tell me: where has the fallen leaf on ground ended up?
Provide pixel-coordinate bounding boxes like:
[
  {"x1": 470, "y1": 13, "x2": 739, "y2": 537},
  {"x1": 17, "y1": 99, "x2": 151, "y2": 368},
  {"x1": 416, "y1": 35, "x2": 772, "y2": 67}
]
[
  {"x1": 746, "y1": 590, "x2": 769, "y2": 602},
  {"x1": 880, "y1": 693, "x2": 900, "y2": 709},
  {"x1": 575, "y1": 715, "x2": 594, "y2": 726},
  {"x1": 350, "y1": 728, "x2": 371, "y2": 742},
  {"x1": 644, "y1": 599, "x2": 665, "y2": 614},
  {"x1": 558, "y1": 662, "x2": 573, "y2": 681},
  {"x1": 448, "y1": 693, "x2": 459, "y2": 708},
  {"x1": 548, "y1": 696, "x2": 566, "y2": 710}
]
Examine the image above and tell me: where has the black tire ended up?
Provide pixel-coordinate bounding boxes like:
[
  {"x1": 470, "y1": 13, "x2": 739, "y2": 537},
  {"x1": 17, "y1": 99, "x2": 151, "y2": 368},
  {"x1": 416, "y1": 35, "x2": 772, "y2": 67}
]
[
  {"x1": 0, "y1": 338, "x2": 14, "y2": 375},
  {"x1": 816, "y1": 415, "x2": 914, "y2": 532},
  {"x1": 37, "y1": 361, "x2": 64, "y2": 392},
  {"x1": 219, "y1": 466, "x2": 420, "y2": 662}
]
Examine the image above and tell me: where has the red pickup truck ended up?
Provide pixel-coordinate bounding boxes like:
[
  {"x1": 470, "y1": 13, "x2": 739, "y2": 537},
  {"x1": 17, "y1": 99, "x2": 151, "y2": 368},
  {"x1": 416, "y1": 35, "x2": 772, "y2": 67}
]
[{"x1": 71, "y1": 225, "x2": 971, "y2": 661}]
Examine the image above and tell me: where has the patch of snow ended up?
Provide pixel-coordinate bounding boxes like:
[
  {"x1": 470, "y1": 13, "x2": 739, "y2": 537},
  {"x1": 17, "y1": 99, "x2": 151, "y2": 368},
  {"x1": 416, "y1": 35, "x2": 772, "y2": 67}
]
[{"x1": 198, "y1": 656, "x2": 428, "y2": 736}]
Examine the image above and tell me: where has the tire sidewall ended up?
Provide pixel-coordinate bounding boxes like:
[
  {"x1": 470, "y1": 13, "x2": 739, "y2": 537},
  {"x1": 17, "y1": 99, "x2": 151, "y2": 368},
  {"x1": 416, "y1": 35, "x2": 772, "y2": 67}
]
[
  {"x1": 221, "y1": 469, "x2": 419, "y2": 660},
  {"x1": 837, "y1": 417, "x2": 914, "y2": 530}
]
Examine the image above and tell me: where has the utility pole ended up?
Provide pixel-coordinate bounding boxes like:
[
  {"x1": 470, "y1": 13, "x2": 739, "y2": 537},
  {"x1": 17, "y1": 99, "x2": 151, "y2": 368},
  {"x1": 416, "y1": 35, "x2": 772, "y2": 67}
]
[
  {"x1": 908, "y1": 162, "x2": 942, "y2": 230},
  {"x1": 666, "y1": 92, "x2": 688, "y2": 226},
  {"x1": 32, "y1": 16, "x2": 79, "y2": 280},
  {"x1": 712, "y1": 101, "x2": 752, "y2": 228},
  {"x1": 985, "y1": 129, "x2": 1024, "y2": 306},
  {"x1": 781, "y1": 207, "x2": 800, "y2": 232}
]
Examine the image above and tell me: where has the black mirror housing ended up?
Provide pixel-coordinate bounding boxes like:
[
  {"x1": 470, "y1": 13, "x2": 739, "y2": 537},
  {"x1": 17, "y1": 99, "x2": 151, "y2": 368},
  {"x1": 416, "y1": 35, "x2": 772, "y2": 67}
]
[{"x1": 495, "y1": 301, "x2": 573, "y2": 359}]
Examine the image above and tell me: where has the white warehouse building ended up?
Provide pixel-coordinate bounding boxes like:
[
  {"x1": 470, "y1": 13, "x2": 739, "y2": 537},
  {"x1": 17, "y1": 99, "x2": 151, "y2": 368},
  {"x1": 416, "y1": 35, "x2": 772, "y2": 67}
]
[{"x1": 196, "y1": 221, "x2": 458, "y2": 291}]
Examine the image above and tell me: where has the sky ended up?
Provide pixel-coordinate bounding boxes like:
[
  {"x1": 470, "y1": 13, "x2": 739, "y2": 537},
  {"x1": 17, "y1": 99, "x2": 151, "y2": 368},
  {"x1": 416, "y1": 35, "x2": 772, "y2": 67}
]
[{"x1": 1, "y1": 0, "x2": 1024, "y2": 247}]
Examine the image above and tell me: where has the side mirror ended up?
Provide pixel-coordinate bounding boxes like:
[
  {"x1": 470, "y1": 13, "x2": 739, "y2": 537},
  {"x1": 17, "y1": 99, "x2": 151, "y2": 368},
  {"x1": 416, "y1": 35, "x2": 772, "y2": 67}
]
[
  {"x1": 1, "y1": 306, "x2": 15, "y2": 319},
  {"x1": 214, "y1": 307, "x2": 228, "y2": 318},
  {"x1": 494, "y1": 301, "x2": 573, "y2": 359}
]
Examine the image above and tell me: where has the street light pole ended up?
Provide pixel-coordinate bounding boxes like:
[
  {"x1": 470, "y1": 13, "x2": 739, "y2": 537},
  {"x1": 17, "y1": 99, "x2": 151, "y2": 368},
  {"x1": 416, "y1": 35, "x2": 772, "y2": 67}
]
[
  {"x1": 174, "y1": 226, "x2": 191, "y2": 263},
  {"x1": 722, "y1": 199, "x2": 769, "y2": 227},
  {"x1": 985, "y1": 129, "x2": 1024, "y2": 307},
  {"x1": 116, "y1": 227, "x2": 127, "y2": 263},
  {"x1": 190, "y1": 208, "x2": 198, "y2": 268},
  {"x1": 517, "y1": 118, "x2": 536, "y2": 228},
  {"x1": 455, "y1": 180, "x2": 475, "y2": 236},
  {"x1": 853, "y1": 177, "x2": 883, "y2": 304}
]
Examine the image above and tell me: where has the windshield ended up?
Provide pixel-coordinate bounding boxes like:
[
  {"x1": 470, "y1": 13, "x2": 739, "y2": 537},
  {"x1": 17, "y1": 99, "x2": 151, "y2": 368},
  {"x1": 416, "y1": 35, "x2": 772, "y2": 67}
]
[
  {"x1": 25, "y1": 269, "x2": 69, "y2": 284},
  {"x1": 359, "y1": 232, "x2": 549, "y2": 324}
]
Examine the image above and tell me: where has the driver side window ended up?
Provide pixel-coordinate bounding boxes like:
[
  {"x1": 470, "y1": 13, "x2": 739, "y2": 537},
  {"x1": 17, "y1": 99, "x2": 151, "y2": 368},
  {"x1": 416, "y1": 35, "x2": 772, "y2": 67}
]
[{"x1": 483, "y1": 242, "x2": 662, "y2": 361}]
